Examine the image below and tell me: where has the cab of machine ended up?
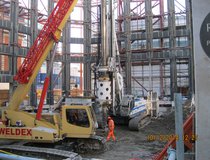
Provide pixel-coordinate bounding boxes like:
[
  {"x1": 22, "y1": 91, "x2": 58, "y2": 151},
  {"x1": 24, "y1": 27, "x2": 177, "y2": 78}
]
[{"x1": 61, "y1": 105, "x2": 97, "y2": 138}]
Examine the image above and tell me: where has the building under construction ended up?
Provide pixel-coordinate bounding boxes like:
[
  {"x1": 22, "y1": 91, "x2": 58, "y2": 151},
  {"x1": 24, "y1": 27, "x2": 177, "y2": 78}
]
[{"x1": 0, "y1": 0, "x2": 209, "y2": 159}]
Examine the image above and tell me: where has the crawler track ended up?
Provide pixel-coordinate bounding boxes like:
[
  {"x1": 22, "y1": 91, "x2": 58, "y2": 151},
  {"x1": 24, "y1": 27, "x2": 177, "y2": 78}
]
[
  {"x1": 129, "y1": 115, "x2": 151, "y2": 131},
  {"x1": 70, "y1": 135, "x2": 107, "y2": 154},
  {"x1": 0, "y1": 144, "x2": 82, "y2": 160}
]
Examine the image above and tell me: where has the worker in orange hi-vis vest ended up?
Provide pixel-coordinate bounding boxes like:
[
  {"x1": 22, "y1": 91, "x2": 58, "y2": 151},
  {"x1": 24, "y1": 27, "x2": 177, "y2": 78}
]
[{"x1": 107, "y1": 116, "x2": 116, "y2": 141}]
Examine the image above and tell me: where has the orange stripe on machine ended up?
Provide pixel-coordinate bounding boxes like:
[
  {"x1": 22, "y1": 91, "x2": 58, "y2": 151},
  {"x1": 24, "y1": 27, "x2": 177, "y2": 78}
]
[{"x1": 0, "y1": 128, "x2": 32, "y2": 136}]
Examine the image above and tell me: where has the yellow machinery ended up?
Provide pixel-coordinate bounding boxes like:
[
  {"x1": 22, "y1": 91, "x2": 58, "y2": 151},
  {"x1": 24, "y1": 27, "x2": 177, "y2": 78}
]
[
  {"x1": 0, "y1": 0, "x2": 104, "y2": 152},
  {"x1": 0, "y1": 105, "x2": 98, "y2": 142}
]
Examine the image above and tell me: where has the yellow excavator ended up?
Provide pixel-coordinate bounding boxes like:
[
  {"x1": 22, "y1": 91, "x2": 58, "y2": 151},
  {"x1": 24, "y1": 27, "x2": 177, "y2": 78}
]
[{"x1": 0, "y1": 0, "x2": 104, "y2": 154}]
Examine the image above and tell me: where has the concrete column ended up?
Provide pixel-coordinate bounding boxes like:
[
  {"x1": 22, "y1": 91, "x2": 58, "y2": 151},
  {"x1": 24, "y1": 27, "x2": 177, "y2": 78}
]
[{"x1": 192, "y1": 0, "x2": 210, "y2": 159}]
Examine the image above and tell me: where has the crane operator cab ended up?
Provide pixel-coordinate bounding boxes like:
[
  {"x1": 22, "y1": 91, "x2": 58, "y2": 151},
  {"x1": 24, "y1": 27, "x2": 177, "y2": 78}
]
[
  {"x1": 61, "y1": 105, "x2": 98, "y2": 138},
  {"x1": 0, "y1": 105, "x2": 98, "y2": 142}
]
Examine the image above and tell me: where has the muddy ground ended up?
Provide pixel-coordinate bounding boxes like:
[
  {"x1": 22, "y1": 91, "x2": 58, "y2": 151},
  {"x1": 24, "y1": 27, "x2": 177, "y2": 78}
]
[
  {"x1": 0, "y1": 116, "x2": 174, "y2": 160},
  {"x1": 82, "y1": 114, "x2": 176, "y2": 160},
  {"x1": 83, "y1": 101, "x2": 193, "y2": 160},
  {"x1": 0, "y1": 101, "x2": 193, "y2": 160}
]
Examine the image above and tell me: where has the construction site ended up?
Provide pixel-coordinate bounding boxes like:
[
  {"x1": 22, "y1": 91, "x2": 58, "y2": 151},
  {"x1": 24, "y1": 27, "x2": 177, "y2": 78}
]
[{"x1": 0, "y1": 0, "x2": 208, "y2": 159}]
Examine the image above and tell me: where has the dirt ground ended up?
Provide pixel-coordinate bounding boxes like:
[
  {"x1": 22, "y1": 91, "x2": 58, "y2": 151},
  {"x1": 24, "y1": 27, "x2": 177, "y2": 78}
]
[
  {"x1": 82, "y1": 114, "x2": 176, "y2": 160},
  {"x1": 83, "y1": 101, "x2": 193, "y2": 160},
  {"x1": 0, "y1": 117, "x2": 175, "y2": 160},
  {"x1": 0, "y1": 101, "x2": 193, "y2": 160},
  {"x1": 0, "y1": 114, "x2": 175, "y2": 160}
]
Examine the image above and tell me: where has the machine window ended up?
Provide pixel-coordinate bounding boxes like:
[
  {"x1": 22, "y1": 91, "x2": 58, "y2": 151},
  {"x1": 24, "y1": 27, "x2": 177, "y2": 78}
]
[{"x1": 66, "y1": 109, "x2": 90, "y2": 128}]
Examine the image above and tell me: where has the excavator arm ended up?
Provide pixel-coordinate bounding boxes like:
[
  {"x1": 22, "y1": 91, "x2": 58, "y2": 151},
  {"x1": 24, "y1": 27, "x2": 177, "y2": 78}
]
[{"x1": 8, "y1": 0, "x2": 78, "y2": 111}]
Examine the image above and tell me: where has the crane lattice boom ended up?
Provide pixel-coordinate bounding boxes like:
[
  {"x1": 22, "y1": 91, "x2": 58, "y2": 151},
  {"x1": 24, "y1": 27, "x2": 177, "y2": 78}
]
[{"x1": 14, "y1": 0, "x2": 75, "y2": 84}]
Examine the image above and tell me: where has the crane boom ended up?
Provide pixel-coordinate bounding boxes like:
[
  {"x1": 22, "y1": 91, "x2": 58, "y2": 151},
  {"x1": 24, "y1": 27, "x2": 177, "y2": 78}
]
[{"x1": 8, "y1": 0, "x2": 78, "y2": 111}]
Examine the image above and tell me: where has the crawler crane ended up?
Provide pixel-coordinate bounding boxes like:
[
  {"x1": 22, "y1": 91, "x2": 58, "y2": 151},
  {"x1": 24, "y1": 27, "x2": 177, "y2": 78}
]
[{"x1": 0, "y1": 0, "x2": 105, "y2": 155}]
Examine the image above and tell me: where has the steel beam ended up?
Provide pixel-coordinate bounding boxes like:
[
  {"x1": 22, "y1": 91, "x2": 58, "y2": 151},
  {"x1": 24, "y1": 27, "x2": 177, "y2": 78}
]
[
  {"x1": 0, "y1": 44, "x2": 190, "y2": 63},
  {"x1": 47, "y1": 0, "x2": 55, "y2": 105},
  {"x1": 186, "y1": 0, "x2": 194, "y2": 98},
  {"x1": 0, "y1": 19, "x2": 189, "y2": 43},
  {"x1": 30, "y1": 0, "x2": 38, "y2": 107},
  {"x1": 62, "y1": 19, "x2": 71, "y2": 97},
  {"x1": 62, "y1": 29, "x2": 190, "y2": 44},
  {"x1": 83, "y1": 0, "x2": 92, "y2": 96},
  {"x1": 124, "y1": 0, "x2": 132, "y2": 94},
  {"x1": 0, "y1": 20, "x2": 11, "y2": 30},
  {"x1": 168, "y1": 0, "x2": 177, "y2": 100},
  {"x1": 9, "y1": 0, "x2": 19, "y2": 94},
  {"x1": 0, "y1": 20, "x2": 31, "y2": 35},
  {"x1": 101, "y1": 0, "x2": 108, "y2": 66},
  {"x1": 145, "y1": 0, "x2": 153, "y2": 91},
  {"x1": 0, "y1": 74, "x2": 12, "y2": 82}
]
